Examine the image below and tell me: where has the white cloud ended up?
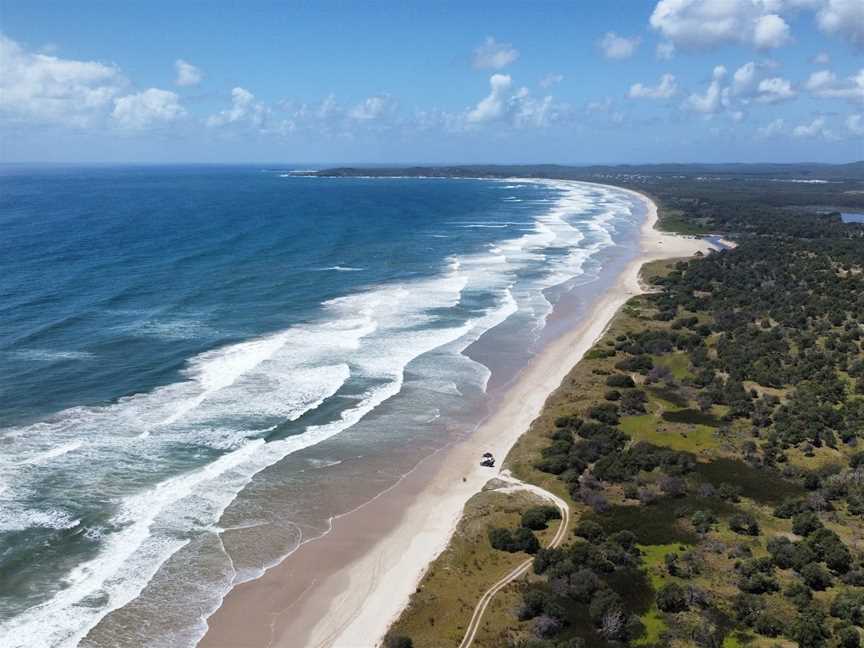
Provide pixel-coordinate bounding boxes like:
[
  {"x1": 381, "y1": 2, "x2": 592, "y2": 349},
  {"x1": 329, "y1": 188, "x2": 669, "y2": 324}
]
[
  {"x1": 685, "y1": 65, "x2": 729, "y2": 113},
  {"x1": 207, "y1": 86, "x2": 269, "y2": 127},
  {"x1": 847, "y1": 113, "x2": 864, "y2": 135},
  {"x1": 599, "y1": 32, "x2": 641, "y2": 60},
  {"x1": 812, "y1": 51, "x2": 830, "y2": 65},
  {"x1": 467, "y1": 73, "x2": 513, "y2": 123},
  {"x1": 656, "y1": 41, "x2": 676, "y2": 60},
  {"x1": 732, "y1": 61, "x2": 759, "y2": 95},
  {"x1": 793, "y1": 116, "x2": 832, "y2": 138},
  {"x1": 174, "y1": 59, "x2": 202, "y2": 86},
  {"x1": 112, "y1": 88, "x2": 185, "y2": 129},
  {"x1": 0, "y1": 34, "x2": 126, "y2": 127},
  {"x1": 754, "y1": 76, "x2": 797, "y2": 103},
  {"x1": 804, "y1": 68, "x2": 864, "y2": 102},
  {"x1": 816, "y1": 0, "x2": 864, "y2": 48},
  {"x1": 472, "y1": 37, "x2": 519, "y2": 70},
  {"x1": 757, "y1": 117, "x2": 785, "y2": 137},
  {"x1": 753, "y1": 13, "x2": 792, "y2": 49},
  {"x1": 629, "y1": 73, "x2": 678, "y2": 99},
  {"x1": 650, "y1": 0, "x2": 792, "y2": 50},
  {"x1": 539, "y1": 73, "x2": 564, "y2": 89},
  {"x1": 348, "y1": 94, "x2": 396, "y2": 121},
  {"x1": 466, "y1": 74, "x2": 565, "y2": 128}
]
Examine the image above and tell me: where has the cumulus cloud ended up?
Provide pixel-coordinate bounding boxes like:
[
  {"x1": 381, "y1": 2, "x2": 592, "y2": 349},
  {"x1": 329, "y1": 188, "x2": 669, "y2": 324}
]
[
  {"x1": 656, "y1": 41, "x2": 676, "y2": 60},
  {"x1": 174, "y1": 59, "x2": 202, "y2": 86},
  {"x1": 0, "y1": 33, "x2": 126, "y2": 127},
  {"x1": 112, "y1": 88, "x2": 185, "y2": 129},
  {"x1": 754, "y1": 76, "x2": 797, "y2": 103},
  {"x1": 804, "y1": 68, "x2": 864, "y2": 102},
  {"x1": 629, "y1": 73, "x2": 678, "y2": 99},
  {"x1": 599, "y1": 32, "x2": 641, "y2": 59},
  {"x1": 793, "y1": 116, "x2": 832, "y2": 138},
  {"x1": 757, "y1": 117, "x2": 785, "y2": 137},
  {"x1": 467, "y1": 74, "x2": 513, "y2": 123},
  {"x1": 207, "y1": 87, "x2": 270, "y2": 128},
  {"x1": 753, "y1": 13, "x2": 792, "y2": 49},
  {"x1": 348, "y1": 94, "x2": 396, "y2": 121},
  {"x1": 685, "y1": 65, "x2": 729, "y2": 113},
  {"x1": 539, "y1": 73, "x2": 564, "y2": 89},
  {"x1": 816, "y1": 0, "x2": 864, "y2": 48},
  {"x1": 650, "y1": 0, "x2": 792, "y2": 50},
  {"x1": 848, "y1": 113, "x2": 864, "y2": 135},
  {"x1": 472, "y1": 37, "x2": 519, "y2": 70},
  {"x1": 466, "y1": 73, "x2": 564, "y2": 128}
]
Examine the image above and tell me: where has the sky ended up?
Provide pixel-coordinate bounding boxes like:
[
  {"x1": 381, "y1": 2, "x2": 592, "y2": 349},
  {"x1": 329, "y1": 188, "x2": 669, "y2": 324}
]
[{"x1": 1, "y1": 0, "x2": 862, "y2": 164}]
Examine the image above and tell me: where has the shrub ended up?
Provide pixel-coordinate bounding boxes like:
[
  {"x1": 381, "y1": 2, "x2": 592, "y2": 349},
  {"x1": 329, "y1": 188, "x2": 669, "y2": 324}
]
[
  {"x1": 773, "y1": 497, "x2": 811, "y2": 518},
  {"x1": 754, "y1": 612, "x2": 783, "y2": 637},
  {"x1": 620, "y1": 389, "x2": 647, "y2": 414},
  {"x1": 790, "y1": 609, "x2": 830, "y2": 648},
  {"x1": 575, "y1": 520, "x2": 604, "y2": 542},
  {"x1": 384, "y1": 635, "x2": 413, "y2": 648},
  {"x1": 535, "y1": 455, "x2": 569, "y2": 475},
  {"x1": 606, "y1": 374, "x2": 636, "y2": 388},
  {"x1": 615, "y1": 355, "x2": 654, "y2": 374},
  {"x1": 832, "y1": 590, "x2": 864, "y2": 626},
  {"x1": 784, "y1": 581, "x2": 812, "y2": 608},
  {"x1": 533, "y1": 614, "x2": 563, "y2": 639},
  {"x1": 800, "y1": 562, "x2": 833, "y2": 591},
  {"x1": 792, "y1": 511, "x2": 823, "y2": 536},
  {"x1": 767, "y1": 536, "x2": 795, "y2": 569},
  {"x1": 729, "y1": 512, "x2": 760, "y2": 536},
  {"x1": 586, "y1": 403, "x2": 620, "y2": 425},
  {"x1": 604, "y1": 389, "x2": 621, "y2": 401},
  {"x1": 656, "y1": 583, "x2": 688, "y2": 612},
  {"x1": 521, "y1": 506, "x2": 561, "y2": 530},
  {"x1": 732, "y1": 592, "x2": 764, "y2": 625},
  {"x1": 837, "y1": 626, "x2": 861, "y2": 648},
  {"x1": 488, "y1": 527, "x2": 540, "y2": 554}
]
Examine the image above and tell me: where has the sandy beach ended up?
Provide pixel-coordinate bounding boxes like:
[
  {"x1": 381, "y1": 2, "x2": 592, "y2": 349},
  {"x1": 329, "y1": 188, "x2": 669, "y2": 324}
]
[{"x1": 199, "y1": 184, "x2": 714, "y2": 648}]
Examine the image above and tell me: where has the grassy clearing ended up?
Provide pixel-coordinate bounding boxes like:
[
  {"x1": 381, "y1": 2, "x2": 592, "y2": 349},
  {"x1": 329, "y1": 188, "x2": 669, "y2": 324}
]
[
  {"x1": 620, "y1": 414, "x2": 719, "y2": 453},
  {"x1": 388, "y1": 487, "x2": 562, "y2": 648}
]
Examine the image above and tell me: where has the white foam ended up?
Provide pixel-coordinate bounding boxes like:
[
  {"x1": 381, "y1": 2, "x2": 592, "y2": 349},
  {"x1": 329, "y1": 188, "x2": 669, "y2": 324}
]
[
  {"x1": 314, "y1": 265, "x2": 364, "y2": 272},
  {"x1": 0, "y1": 177, "x2": 642, "y2": 647},
  {"x1": 0, "y1": 507, "x2": 80, "y2": 532},
  {"x1": 6, "y1": 349, "x2": 95, "y2": 362}
]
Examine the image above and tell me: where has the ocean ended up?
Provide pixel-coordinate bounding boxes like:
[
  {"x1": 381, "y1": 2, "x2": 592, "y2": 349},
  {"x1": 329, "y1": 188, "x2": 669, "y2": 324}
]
[{"x1": 0, "y1": 166, "x2": 645, "y2": 647}]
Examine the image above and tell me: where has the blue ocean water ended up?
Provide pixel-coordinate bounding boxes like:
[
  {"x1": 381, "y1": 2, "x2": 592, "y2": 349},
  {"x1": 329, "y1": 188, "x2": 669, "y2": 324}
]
[{"x1": 0, "y1": 166, "x2": 644, "y2": 647}]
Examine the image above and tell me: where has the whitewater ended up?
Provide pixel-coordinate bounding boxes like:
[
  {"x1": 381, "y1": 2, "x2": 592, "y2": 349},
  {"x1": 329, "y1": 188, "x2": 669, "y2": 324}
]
[{"x1": 0, "y1": 169, "x2": 643, "y2": 648}]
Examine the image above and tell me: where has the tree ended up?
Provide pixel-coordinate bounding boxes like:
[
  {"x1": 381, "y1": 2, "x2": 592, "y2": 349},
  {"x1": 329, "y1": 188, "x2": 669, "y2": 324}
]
[
  {"x1": 837, "y1": 626, "x2": 861, "y2": 648},
  {"x1": 800, "y1": 562, "x2": 832, "y2": 591},
  {"x1": 606, "y1": 374, "x2": 635, "y2": 388},
  {"x1": 791, "y1": 609, "x2": 830, "y2": 648},
  {"x1": 754, "y1": 612, "x2": 783, "y2": 637},
  {"x1": 589, "y1": 589, "x2": 622, "y2": 625},
  {"x1": 533, "y1": 614, "x2": 563, "y2": 639},
  {"x1": 521, "y1": 506, "x2": 561, "y2": 530},
  {"x1": 792, "y1": 511, "x2": 823, "y2": 536},
  {"x1": 729, "y1": 512, "x2": 760, "y2": 536},
  {"x1": 656, "y1": 583, "x2": 688, "y2": 612}
]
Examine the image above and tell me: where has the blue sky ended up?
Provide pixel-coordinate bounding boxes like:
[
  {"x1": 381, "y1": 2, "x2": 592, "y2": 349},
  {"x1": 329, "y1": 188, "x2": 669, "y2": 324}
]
[{"x1": 1, "y1": 0, "x2": 862, "y2": 163}]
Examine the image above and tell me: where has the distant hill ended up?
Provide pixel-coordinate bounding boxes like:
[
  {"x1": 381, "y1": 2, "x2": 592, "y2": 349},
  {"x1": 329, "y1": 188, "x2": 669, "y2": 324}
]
[{"x1": 307, "y1": 162, "x2": 864, "y2": 182}]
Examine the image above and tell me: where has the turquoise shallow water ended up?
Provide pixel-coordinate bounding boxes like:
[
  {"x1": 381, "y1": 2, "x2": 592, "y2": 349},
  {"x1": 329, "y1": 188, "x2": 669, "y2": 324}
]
[{"x1": 0, "y1": 166, "x2": 644, "y2": 647}]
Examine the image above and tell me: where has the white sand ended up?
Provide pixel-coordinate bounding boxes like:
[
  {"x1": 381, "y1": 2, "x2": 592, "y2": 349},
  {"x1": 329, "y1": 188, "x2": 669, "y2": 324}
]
[{"x1": 288, "y1": 185, "x2": 715, "y2": 647}]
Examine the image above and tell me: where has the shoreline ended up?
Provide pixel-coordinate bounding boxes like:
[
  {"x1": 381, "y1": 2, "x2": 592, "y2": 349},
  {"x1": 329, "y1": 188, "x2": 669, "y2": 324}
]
[{"x1": 198, "y1": 183, "x2": 714, "y2": 648}]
